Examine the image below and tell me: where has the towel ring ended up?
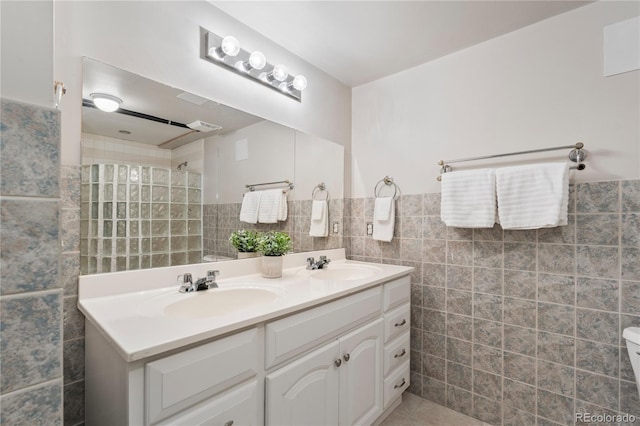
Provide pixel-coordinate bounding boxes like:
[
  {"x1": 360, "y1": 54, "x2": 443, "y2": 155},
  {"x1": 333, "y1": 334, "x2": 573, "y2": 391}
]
[
  {"x1": 374, "y1": 176, "x2": 399, "y2": 199},
  {"x1": 312, "y1": 182, "x2": 329, "y2": 201}
]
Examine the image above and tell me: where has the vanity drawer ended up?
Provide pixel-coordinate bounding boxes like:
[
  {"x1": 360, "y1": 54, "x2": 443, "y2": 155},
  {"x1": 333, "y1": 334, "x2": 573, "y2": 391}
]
[
  {"x1": 265, "y1": 286, "x2": 382, "y2": 369},
  {"x1": 384, "y1": 303, "x2": 410, "y2": 343},
  {"x1": 146, "y1": 328, "x2": 259, "y2": 425},
  {"x1": 156, "y1": 379, "x2": 259, "y2": 426},
  {"x1": 383, "y1": 360, "x2": 410, "y2": 408},
  {"x1": 383, "y1": 275, "x2": 410, "y2": 312},
  {"x1": 383, "y1": 332, "x2": 410, "y2": 376}
]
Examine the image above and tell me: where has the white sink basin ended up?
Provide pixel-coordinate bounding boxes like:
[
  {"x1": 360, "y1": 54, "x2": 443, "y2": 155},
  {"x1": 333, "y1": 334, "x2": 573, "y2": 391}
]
[
  {"x1": 141, "y1": 286, "x2": 283, "y2": 320},
  {"x1": 309, "y1": 264, "x2": 382, "y2": 281}
]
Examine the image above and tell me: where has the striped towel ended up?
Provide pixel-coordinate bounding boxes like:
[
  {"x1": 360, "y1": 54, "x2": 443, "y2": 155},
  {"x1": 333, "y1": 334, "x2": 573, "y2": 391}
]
[
  {"x1": 440, "y1": 168, "x2": 497, "y2": 228},
  {"x1": 496, "y1": 163, "x2": 569, "y2": 229}
]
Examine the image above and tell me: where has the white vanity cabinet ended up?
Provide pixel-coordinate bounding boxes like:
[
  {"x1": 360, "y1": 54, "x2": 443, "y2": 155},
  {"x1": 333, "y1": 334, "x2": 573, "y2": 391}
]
[
  {"x1": 266, "y1": 319, "x2": 384, "y2": 426},
  {"x1": 145, "y1": 328, "x2": 261, "y2": 425},
  {"x1": 381, "y1": 277, "x2": 411, "y2": 408},
  {"x1": 155, "y1": 379, "x2": 259, "y2": 426},
  {"x1": 85, "y1": 324, "x2": 263, "y2": 426},
  {"x1": 84, "y1": 264, "x2": 412, "y2": 426},
  {"x1": 264, "y1": 276, "x2": 410, "y2": 426}
]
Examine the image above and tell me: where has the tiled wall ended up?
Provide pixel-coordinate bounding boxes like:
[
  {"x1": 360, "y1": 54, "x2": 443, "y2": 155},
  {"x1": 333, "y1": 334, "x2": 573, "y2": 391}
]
[
  {"x1": 205, "y1": 199, "x2": 343, "y2": 259},
  {"x1": 60, "y1": 165, "x2": 84, "y2": 426},
  {"x1": 0, "y1": 99, "x2": 63, "y2": 424},
  {"x1": 344, "y1": 180, "x2": 640, "y2": 425},
  {"x1": 33, "y1": 158, "x2": 640, "y2": 426},
  {"x1": 80, "y1": 164, "x2": 203, "y2": 273},
  {"x1": 81, "y1": 132, "x2": 172, "y2": 168}
]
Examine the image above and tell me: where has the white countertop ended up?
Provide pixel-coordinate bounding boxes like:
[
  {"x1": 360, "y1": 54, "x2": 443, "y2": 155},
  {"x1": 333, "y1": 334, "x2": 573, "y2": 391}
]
[{"x1": 78, "y1": 249, "x2": 413, "y2": 362}]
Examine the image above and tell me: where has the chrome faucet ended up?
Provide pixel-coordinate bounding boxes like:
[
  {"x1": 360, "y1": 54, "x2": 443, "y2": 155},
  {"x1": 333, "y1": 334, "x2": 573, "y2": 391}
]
[
  {"x1": 178, "y1": 270, "x2": 219, "y2": 293},
  {"x1": 306, "y1": 256, "x2": 331, "y2": 270}
]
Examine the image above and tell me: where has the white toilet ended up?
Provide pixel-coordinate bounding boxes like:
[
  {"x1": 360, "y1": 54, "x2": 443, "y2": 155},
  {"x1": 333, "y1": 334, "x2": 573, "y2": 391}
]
[{"x1": 623, "y1": 327, "x2": 640, "y2": 396}]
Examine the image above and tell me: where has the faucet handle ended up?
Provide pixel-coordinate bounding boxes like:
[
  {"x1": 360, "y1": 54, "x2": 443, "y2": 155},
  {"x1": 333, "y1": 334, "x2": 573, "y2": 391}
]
[
  {"x1": 206, "y1": 270, "x2": 219, "y2": 288},
  {"x1": 177, "y1": 273, "x2": 193, "y2": 293},
  {"x1": 307, "y1": 257, "x2": 315, "y2": 265},
  {"x1": 177, "y1": 273, "x2": 192, "y2": 284}
]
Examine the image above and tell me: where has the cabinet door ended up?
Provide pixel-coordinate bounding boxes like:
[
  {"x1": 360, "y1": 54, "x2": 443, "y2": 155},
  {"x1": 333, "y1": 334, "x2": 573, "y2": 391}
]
[
  {"x1": 266, "y1": 340, "x2": 340, "y2": 426},
  {"x1": 339, "y1": 318, "x2": 384, "y2": 426},
  {"x1": 157, "y1": 379, "x2": 259, "y2": 425}
]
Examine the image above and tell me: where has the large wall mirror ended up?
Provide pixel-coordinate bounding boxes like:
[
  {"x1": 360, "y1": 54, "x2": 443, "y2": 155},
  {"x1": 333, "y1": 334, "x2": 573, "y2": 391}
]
[{"x1": 80, "y1": 58, "x2": 344, "y2": 275}]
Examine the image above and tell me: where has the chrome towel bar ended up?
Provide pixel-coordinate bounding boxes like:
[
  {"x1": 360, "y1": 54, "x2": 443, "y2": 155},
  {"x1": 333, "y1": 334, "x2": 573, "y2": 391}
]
[
  {"x1": 245, "y1": 179, "x2": 294, "y2": 192},
  {"x1": 437, "y1": 142, "x2": 587, "y2": 181}
]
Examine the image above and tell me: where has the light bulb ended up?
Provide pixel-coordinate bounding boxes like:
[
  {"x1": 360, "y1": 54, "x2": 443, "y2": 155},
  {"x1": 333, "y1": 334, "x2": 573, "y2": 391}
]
[
  {"x1": 90, "y1": 93, "x2": 122, "y2": 112},
  {"x1": 291, "y1": 75, "x2": 308, "y2": 91},
  {"x1": 220, "y1": 35, "x2": 240, "y2": 57},
  {"x1": 248, "y1": 51, "x2": 266, "y2": 70},
  {"x1": 271, "y1": 64, "x2": 288, "y2": 82}
]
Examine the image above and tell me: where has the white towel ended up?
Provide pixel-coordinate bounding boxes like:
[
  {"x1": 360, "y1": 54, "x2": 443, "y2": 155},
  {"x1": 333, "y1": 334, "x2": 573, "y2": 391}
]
[
  {"x1": 372, "y1": 197, "x2": 395, "y2": 242},
  {"x1": 278, "y1": 192, "x2": 288, "y2": 221},
  {"x1": 496, "y1": 162, "x2": 569, "y2": 230},
  {"x1": 258, "y1": 189, "x2": 282, "y2": 223},
  {"x1": 240, "y1": 191, "x2": 261, "y2": 224},
  {"x1": 374, "y1": 196, "x2": 393, "y2": 221},
  {"x1": 440, "y1": 168, "x2": 497, "y2": 228},
  {"x1": 309, "y1": 200, "x2": 328, "y2": 237},
  {"x1": 311, "y1": 199, "x2": 325, "y2": 221}
]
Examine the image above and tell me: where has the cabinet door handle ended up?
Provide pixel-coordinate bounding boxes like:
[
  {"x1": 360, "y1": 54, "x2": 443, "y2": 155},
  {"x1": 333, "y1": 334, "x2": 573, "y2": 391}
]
[
  {"x1": 335, "y1": 358, "x2": 342, "y2": 367},
  {"x1": 394, "y1": 349, "x2": 406, "y2": 358},
  {"x1": 343, "y1": 353, "x2": 350, "y2": 362},
  {"x1": 394, "y1": 378, "x2": 406, "y2": 389},
  {"x1": 224, "y1": 421, "x2": 234, "y2": 426},
  {"x1": 394, "y1": 319, "x2": 407, "y2": 327}
]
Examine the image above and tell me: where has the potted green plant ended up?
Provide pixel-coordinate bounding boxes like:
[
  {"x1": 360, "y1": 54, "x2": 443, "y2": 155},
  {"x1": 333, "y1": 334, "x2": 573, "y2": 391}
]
[
  {"x1": 257, "y1": 231, "x2": 293, "y2": 278},
  {"x1": 229, "y1": 229, "x2": 260, "y2": 259}
]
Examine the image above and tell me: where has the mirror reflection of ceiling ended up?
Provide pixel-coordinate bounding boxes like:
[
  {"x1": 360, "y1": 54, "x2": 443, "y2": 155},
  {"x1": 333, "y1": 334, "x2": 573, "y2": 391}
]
[{"x1": 81, "y1": 58, "x2": 265, "y2": 149}]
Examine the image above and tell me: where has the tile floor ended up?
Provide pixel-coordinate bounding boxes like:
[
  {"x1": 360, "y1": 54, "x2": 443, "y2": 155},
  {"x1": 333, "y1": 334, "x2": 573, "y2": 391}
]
[{"x1": 381, "y1": 392, "x2": 492, "y2": 426}]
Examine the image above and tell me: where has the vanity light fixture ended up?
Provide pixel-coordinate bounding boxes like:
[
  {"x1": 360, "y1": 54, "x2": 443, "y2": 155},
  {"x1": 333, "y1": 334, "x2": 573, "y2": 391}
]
[
  {"x1": 210, "y1": 35, "x2": 240, "y2": 59},
  {"x1": 90, "y1": 93, "x2": 122, "y2": 112},
  {"x1": 201, "y1": 27, "x2": 307, "y2": 102},
  {"x1": 291, "y1": 75, "x2": 308, "y2": 91},
  {"x1": 237, "y1": 51, "x2": 267, "y2": 72},
  {"x1": 266, "y1": 64, "x2": 288, "y2": 82}
]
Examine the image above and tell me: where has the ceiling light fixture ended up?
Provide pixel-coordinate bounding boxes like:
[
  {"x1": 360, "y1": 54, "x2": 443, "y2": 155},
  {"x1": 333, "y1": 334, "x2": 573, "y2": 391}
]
[
  {"x1": 201, "y1": 27, "x2": 307, "y2": 102},
  {"x1": 90, "y1": 93, "x2": 122, "y2": 112}
]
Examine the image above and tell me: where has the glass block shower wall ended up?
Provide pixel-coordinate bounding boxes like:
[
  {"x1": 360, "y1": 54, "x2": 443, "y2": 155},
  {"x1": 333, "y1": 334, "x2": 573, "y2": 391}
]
[{"x1": 80, "y1": 164, "x2": 202, "y2": 274}]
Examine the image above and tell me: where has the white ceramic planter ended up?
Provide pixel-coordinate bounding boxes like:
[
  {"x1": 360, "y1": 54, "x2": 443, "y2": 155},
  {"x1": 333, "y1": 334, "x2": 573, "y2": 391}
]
[
  {"x1": 237, "y1": 252, "x2": 259, "y2": 259},
  {"x1": 261, "y1": 255, "x2": 283, "y2": 278}
]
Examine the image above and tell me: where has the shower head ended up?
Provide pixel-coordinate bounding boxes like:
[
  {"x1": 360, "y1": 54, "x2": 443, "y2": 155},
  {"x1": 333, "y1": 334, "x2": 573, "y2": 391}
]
[{"x1": 186, "y1": 120, "x2": 221, "y2": 132}]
